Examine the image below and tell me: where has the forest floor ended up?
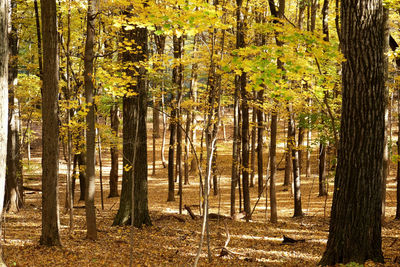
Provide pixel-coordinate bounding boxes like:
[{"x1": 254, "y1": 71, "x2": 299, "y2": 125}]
[{"x1": 2, "y1": 117, "x2": 400, "y2": 266}]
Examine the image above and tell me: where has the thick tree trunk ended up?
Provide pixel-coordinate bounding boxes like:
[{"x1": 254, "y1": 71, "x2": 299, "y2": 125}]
[
  {"x1": 83, "y1": 0, "x2": 97, "y2": 240},
  {"x1": 109, "y1": 103, "x2": 119, "y2": 198},
  {"x1": 133, "y1": 27, "x2": 151, "y2": 227},
  {"x1": 0, "y1": 0, "x2": 9, "y2": 263},
  {"x1": 319, "y1": 0, "x2": 386, "y2": 264},
  {"x1": 113, "y1": 18, "x2": 151, "y2": 228},
  {"x1": 397, "y1": 138, "x2": 400, "y2": 220},
  {"x1": 397, "y1": 97, "x2": 400, "y2": 220},
  {"x1": 40, "y1": 0, "x2": 61, "y2": 246}
]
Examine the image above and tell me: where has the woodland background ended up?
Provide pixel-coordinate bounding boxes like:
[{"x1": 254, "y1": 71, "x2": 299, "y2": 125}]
[{"x1": 0, "y1": 0, "x2": 399, "y2": 266}]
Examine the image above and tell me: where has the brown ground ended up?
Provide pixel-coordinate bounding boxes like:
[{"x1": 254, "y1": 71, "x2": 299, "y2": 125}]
[{"x1": 2, "y1": 117, "x2": 400, "y2": 266}]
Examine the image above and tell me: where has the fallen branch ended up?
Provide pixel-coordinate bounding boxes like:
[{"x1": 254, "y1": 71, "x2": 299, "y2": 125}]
[
  {"x1": 184, "y1": 205, "x2": 197, "y2": 220},
  {"x1": 282, "y1": 235, "x2": 305, "y2": 244}
]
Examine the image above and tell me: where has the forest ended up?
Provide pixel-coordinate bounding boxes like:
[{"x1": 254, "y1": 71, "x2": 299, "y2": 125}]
[{"x1": 0, "y1": 0, "x2": 399, "y2": 266}]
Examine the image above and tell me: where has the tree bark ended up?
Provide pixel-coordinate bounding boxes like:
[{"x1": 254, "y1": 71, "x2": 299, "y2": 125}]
[
  {"x1": 269, "y1": 112, "x2": 278, "y2": 223},
  {"x1": 113, "y1": 14, "x2": 151, "y2": 228},
  {"x1": 83, "y1": 0, "x2": 97, "y2": 240},
  {"x1": 109, "y1": 103, "x2": 119, "y2": 197},
  {"x1": 0, "y1": 0, "x2": 9, "y2": 263},
  {"x1": 236, "y1": 0, "x2": 250, "y2": 218},
  {"x1": 6, "y1": 0, "x2": 22, "y2": 213},
  {"x1": 40, "y1": 0, "x2": 61, "y2": 246},
  {"x1": 318, "y1": 143, "x2": 328, "y2": 196},
  {"x1": 319, "y1": 0, "x2": 386, "y2": 264}
]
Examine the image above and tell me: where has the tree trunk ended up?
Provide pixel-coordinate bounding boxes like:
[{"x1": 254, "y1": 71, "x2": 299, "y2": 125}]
[
  {"x1": 269, "y1": 112, "x2": 278, "y2": 223},
  {"x1": 133, "y1": 26, "x2": 151, "y2": 228},
  {"x1": 297, "y1": 126, "x2": 304, "y2": 177},
  {"x1": 83, "y1": 0, "x2": 97, "y2": 240},
  {"x1": 40, "y1": 0, "x2": 61, "y2": 246},
  {"x1": 109, "y1": 103, "x2": 119, "y2": 197},
  {"x1": 0, "y1": 0, "x2": 9, "y2": 263},
  {"x1": 78, "y1": 153, "x2": 86, "y2": 201},
  {"x1": 231, "y1": 80, "x2": 239, "y2": 217},
  {"x1": 319, "y1": 0, "x2": 386, "y2": 264},
  {"x1": 257, "y1": 89, "x2": 264, "y2": 196},
  {"x1": 237, "y1": 0, "x2": 250, "y2": 218},
  {"x1": 397, "y1": 94, "x2": 400, "y2": 220},
  {"x1": 113, "y1": 15, "x2": 151, "y2": 228},
  {"x1": 250, "y1": 102, "x2": 256, "y2": 187},
  {"x1": 6, "y1": 0, "x2": 22, "y2": 212},
  {"x1": 289, "y1": 111, "x2": 303, "y2": 217},
  {"x1": 318, "y1": 143, "x2": 328, "y2": 196}
]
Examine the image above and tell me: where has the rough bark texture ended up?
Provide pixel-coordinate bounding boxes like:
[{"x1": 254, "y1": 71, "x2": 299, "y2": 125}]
[
  {"x1": 133, "y1": 27, "x2": 152, "y2": 227},
  {"x1": 319, "y1": 0, "x2": 386, "y2": 264},
  {"x1": 113, "y1": 18, "x2": 151, "y2": 228},
  {"x1": 40, "y1": 0, "x2": 61, "y2": 246},
  {"x1": 109, "y1": 103, "x2": 119, "y2": 198},
  {"x1": 84, "y1": 0, "x2": 97, "y2": 240},
  {"x1": 0, "y1": 0, "x2": 9, "y2": 263}
]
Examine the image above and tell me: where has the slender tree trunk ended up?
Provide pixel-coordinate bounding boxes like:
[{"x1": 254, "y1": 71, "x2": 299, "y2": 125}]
[
  {"x1": 231, "y1": 81, "x2": 239, "y2": 217},
  {"x1": 83, "y1": 0, "x2": 97, "y2": 240},
  {"x1": 109, "y1": 103, "x2": 119, "y2": 197},
  {"x1": 289, "y1": 111, "x2": 303, "y2": 217},
  {"x1": 250, "y1": 102, "x2": 256, "y2": 187},
  {"x1": 78, "y1": 153, "x2": 86, "y2": 201},
  {"x1": 318, "y1": 143, "x2": 328, "y2": 196},
  {"x1": 320, "y1": 0, "x2": 386, "y2": 264},
  {"x1": 6, "y1": 0, "x2": 22, "y2": 212},
  {"x1": 0, "y1": 0, "x2": 9, "y2": 263},
  {"x1": 257, "y1": 90, "x2": 264, "y2": 196},
  {"x1": 40, "y1": 0, "x2": 61, "y2": 246},
  {"x1": 297, "y1": 126, "x2": 304, "y2": 177},
  {"x1": 153, "y1": 99, "x2": 160, "y2": 138},
  {"x1": 237, "y1": 0, "x2": 250, "y2": 218},
  {"x1": 283, "y1": 121, "x2": 292, "y2": 188},
  {"x1": 34, "y1": 0, "x2": 42, "y2": 79},
  {"x1": 173, "y1": 34, "x2": 184, "y2": 213},
  {"x1": 269, "y1": 112, "x2": 278, "y2": 223}
]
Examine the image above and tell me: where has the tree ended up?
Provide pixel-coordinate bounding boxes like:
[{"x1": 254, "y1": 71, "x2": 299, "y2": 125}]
[
  {"x1": 237, "y1": 0, "x2": 250, "y2": 218},
  {"x1": 84, "y1": 0, "x2": 97, "y2": 240},
  {"x1": 113, "y1": 7, "x2": 152, "y2": 227},
  {"x1": 6, "y1": 0, "x2": 23, "y2": 213},
  {"x1": 40, "y1": 0, "x2": 61, "y2": 246},
  {"x1": 319, "y1": 0, "x2": 387, "y2": 264},
  {"x1": 109, "y1": 103, "x2": 119, "y2": 197},
  {"x1": 0, "y1": 0, "x2": 9, "y2": 264}
]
